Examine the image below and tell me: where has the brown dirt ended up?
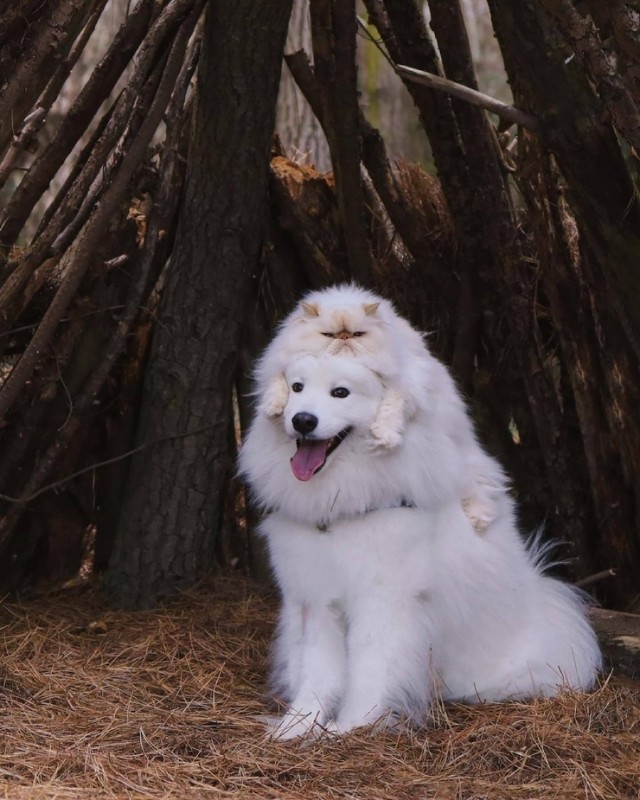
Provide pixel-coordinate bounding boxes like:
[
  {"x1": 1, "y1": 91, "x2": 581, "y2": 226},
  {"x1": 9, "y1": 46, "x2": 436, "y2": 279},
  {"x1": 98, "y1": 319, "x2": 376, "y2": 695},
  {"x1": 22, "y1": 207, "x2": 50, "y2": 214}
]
[{"x1": 0, "y1": 575, "x2": 638, "y2": 799}]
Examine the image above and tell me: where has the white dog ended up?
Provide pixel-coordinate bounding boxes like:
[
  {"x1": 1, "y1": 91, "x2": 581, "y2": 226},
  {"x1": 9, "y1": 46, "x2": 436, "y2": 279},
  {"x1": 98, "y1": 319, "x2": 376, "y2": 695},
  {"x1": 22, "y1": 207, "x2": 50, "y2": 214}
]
[
  {"x1": 239, "y1": 353, "x2": 602, "y2": 739},
  {"x1": 256, "y1": 283, "x2": 504, "y2": 533}
]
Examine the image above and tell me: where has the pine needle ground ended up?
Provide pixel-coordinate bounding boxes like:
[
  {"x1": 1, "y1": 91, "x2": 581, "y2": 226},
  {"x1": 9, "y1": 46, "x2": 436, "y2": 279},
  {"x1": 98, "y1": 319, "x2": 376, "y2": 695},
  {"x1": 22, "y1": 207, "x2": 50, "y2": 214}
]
[{"x1": 0, "y1": 576, "x2": 638, "y2": 800}]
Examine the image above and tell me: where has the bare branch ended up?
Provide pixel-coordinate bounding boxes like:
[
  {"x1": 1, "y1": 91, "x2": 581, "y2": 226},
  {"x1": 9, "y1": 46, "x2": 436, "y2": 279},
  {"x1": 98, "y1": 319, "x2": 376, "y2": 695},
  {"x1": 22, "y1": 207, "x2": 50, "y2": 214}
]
[
  {"x1": 577, "y1": 568, "x2": 617, "y2": 588},
  {"x1": 0, "y1": 0, "x2": 97, "y2": 155},
  {"x1": 0, "y1": 0, "x2": 198, "y2": 325},
  {"x1": 0, "y1": 426, "x2": 216, "y2": 506},
  {"x1": 395, "y1": 64, "x2": 539, "y2": 130},
  {"x1": 357, "y1": 12, "x2": 537, "y2": 130},
  {"x1": 0, "y1": 0, "x2": 204, "y2": 424},
  {"x1": 0, "y1": 107, "x2": 47, "y2": 192},
  {"x1": 0, "y1": 0, "x2": 157, "y2": 253},
  {"x1": 37, "y1": 0, "x2": 110, "y2": 114}
]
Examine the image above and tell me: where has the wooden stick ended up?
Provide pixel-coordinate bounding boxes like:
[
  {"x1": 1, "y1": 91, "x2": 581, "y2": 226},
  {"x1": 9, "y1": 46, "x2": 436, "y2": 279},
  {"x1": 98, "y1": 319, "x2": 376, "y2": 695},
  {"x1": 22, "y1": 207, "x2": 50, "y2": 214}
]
[
  {"x1": 0, "y1": 0, "x2": 197, "y2": 324},
  {"x1": 0, "y1": 2, "x2": 201, "y2": 424},
  {"x1": 356, "y1": 15, "x2": 538, "y2": 130},
  {"x1": 0, "y1": 0, "x2": 156, "y2": 252},
  {"x1": 576, "y1": 568, "x2": 617, "y2": 588},
  {"x1": 395, "y1": 64, "x2": 539, "y2": 130},
  {"x1": 0, "y1": 107, "x2": 46, "y2": 191}
]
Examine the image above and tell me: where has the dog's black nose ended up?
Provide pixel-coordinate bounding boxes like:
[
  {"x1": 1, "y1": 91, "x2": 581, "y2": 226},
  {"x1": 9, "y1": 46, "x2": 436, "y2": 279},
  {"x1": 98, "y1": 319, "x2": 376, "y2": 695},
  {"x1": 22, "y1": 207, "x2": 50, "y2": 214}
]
[{"x1": 292, "y1": 412, "x2": 318, "y2": 435}]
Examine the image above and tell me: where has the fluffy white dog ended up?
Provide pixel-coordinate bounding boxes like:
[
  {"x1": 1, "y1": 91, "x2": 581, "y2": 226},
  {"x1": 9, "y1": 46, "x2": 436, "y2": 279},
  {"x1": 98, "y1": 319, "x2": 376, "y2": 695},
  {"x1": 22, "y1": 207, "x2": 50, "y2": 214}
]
[
  {"x1": 256, "y1": 283, "x2": 504, "y2": 533},
  {"x1": 239, "y1": 352, "x2": 602, "y2": 739}
]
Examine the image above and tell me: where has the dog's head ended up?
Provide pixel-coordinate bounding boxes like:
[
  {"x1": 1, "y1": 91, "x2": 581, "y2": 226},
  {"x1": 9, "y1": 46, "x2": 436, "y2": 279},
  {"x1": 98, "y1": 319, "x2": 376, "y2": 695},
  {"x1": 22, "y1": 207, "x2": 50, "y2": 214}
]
[{"x1": 281, "y1": 355, "x2": 385, "y2": 481}]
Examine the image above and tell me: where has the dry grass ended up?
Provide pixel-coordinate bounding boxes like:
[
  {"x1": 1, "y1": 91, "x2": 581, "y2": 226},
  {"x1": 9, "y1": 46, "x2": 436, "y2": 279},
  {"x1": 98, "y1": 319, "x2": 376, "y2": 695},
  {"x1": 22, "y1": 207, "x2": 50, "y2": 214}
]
[{"x1": 0, "y1": 575, "x2": 638, "y2": 800}]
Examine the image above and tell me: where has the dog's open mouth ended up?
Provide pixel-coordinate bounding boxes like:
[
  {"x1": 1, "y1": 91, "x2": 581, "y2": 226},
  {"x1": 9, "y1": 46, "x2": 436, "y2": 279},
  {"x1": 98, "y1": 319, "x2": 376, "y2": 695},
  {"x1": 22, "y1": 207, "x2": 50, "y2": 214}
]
[{"x1": 290, "y1": 428, "x2": 351, "y2": 481}]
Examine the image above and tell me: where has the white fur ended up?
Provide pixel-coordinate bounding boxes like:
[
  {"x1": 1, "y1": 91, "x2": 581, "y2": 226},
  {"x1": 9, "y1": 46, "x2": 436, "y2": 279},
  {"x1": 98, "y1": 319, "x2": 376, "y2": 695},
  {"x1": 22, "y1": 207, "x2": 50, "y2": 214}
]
[
  {"x1": 239, "y1": 353, "x2": 602, "y2": 739},
  {"x1": 255, "y1": 283, "x2": 504, "y2": 532}
]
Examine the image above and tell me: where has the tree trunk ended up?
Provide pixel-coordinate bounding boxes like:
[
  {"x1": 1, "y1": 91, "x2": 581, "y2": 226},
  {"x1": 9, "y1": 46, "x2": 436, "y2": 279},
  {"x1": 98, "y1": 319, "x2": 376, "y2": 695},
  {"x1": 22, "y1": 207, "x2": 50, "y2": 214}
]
[
  {"x1": 487, "y1": 0, "x2": 640, "y2": 352},
  {"x1": 488, "y1": 0, "x2": 640, "y2": 607},
  {"x1": 105, "y1": 0, "x2": 293, "y2": 609}
]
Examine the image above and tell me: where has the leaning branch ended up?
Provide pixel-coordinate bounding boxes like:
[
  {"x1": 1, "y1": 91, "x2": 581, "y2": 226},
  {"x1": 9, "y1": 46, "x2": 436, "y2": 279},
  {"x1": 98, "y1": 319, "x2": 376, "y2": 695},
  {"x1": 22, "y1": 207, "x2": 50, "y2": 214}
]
[
  {"x1": 0, "y1": 107, "x2": 47, "y2": 192},
  {"x1": 356, "y1": 15, "x2": 538, "y2": 130},
  {"x1": 0, "y1": 0, "x2": 196, "y2": 324},
  {"x1": 395, "y1": 64, "x2": 539, "y2": 130},
  {"x1": 0, "y1": 0, "x2": 156, "y2": 251},
  {"x1": 0, "y1": 2, "x2": 201, "y2": 423}
]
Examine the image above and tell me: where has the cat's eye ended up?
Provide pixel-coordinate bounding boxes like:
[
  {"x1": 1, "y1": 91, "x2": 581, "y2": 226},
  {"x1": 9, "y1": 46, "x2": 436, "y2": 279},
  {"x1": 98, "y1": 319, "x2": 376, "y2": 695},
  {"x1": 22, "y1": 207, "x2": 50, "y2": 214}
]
[
  {"x1": 321, "y1": 332, "x2": 335, "y2": 338},
  {"x1": 352, "y1": 331, "x2": 365, "y2": 337},
  {"x1": 331, "y1": 387, "x2": 350, "y2": 399},
  {"x1": 291, "y1": 382, "x2": 304, "y2": 393}
]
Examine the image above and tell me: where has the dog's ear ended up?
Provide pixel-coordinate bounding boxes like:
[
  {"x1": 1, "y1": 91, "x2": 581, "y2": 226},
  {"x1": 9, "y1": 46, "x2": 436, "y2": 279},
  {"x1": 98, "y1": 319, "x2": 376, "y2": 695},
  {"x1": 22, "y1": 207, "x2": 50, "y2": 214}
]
[
  {"x1": 260, "y1": 374, "x2": 289, "y2": 417},
  {"x1": 300, "y1": 301, "x2": 320, "y2": 317},
  {"x1": 363, "y1": 301, "x2": 380, "y2": 316},
  {"x1": 370, "y1": 387, "x2": 406, "y2": 449}
]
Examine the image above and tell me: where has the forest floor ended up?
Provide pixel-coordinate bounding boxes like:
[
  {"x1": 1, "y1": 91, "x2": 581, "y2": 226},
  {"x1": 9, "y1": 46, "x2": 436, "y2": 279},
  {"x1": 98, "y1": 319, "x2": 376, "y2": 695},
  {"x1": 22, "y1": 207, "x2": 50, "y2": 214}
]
[{"x1": 0, "y1": 574, "x2": 638, "y2": 800}]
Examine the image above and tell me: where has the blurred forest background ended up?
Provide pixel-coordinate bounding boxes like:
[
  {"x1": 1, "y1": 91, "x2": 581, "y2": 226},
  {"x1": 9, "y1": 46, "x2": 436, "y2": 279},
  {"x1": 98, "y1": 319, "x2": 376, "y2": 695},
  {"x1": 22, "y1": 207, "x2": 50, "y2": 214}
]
[{"x1": 0, "y1": 0, "x2": 639, "y2": 612}]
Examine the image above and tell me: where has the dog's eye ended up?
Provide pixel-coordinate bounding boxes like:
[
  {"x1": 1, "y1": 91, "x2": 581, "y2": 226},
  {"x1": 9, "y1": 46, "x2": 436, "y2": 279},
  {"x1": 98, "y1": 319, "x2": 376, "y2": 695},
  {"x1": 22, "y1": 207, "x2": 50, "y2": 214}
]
[
  {"x1": 331, "y1": 387, "x2": 350, "y2": 399},
  {"x1": 291, "y1": 382, "x2": 304, "y2": 393}
]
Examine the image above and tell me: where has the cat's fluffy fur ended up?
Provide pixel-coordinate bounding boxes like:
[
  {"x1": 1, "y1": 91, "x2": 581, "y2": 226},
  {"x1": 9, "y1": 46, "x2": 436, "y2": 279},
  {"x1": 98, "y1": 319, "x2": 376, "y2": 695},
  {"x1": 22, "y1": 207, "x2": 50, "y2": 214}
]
[{"x1": 256, "y1": 283, "x2": 503, "y2": 532}]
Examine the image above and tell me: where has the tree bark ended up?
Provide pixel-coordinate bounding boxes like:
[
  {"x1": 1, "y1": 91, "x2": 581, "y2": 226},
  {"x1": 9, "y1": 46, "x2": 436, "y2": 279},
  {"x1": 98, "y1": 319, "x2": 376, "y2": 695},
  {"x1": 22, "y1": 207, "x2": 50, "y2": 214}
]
[
  {"x1": 276, "y1": 0, "x2": 331, "y2": 170},
  {"x1": 310, "y1": 0, "x2": 374, "y2": 283},
  {"x1": 488, "y1": 0, "x2": 640, "y2": 607},
  {"x1": 487, "y1": 0, "x2": 640, "y2": 357},
  {"x1": 105, "y1": 0, "x2": 293, "y2": 609},
  {"x1": 0, "y1": 0, "x2": 157, "y2": 251},
  {"x1": 0, "y1": 0, "x2": 93, "y2": 156}
]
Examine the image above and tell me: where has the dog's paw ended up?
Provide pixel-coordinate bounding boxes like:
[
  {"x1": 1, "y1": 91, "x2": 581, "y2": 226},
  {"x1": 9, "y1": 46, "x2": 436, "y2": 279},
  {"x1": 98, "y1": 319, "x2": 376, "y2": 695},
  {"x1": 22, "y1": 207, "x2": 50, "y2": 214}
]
[
  {"x1": 260, "y1": 374, "x2": 289, "y2": 418},
  {"x1": 326, "y1": 708, "x2": 395, "y2": 737},
  {"x1": 266, "y1": 710, "x2": 326, "y2": 741},
  {"x1": 462, "y1": 492, "x2": 498, "y2": 534}
]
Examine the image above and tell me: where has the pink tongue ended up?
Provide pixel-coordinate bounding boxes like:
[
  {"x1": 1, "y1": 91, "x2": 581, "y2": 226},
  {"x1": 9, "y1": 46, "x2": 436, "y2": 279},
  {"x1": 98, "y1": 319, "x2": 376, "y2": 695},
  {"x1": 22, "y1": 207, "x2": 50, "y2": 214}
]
[{"x1": 290, "y1": 439, "x2": 330, "y2": 481}]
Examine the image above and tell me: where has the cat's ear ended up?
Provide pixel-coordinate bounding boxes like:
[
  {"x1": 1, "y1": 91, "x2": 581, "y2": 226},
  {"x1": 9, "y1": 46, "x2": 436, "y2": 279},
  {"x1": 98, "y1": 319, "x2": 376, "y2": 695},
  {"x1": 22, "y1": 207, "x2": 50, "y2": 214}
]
[
  {"x1": 301, "y1": 301, "x2": 320, "y2": 317},
  {"x1": 363, "y1": 301, "x2": 380, "y2": 316}
]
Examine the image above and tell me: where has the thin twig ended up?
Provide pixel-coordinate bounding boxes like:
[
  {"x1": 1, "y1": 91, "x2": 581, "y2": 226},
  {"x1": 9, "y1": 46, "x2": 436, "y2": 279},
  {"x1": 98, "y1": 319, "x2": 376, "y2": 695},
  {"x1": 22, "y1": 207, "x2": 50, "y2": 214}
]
[
  {"x1": 355, "y1": 14, "x2": 395, "y2": 68},
  {"x1": 0, "y1": 0, "x2": 93, "y2": 155},
  {"x1": 0, "y1": 425, "x2": 217, "y2": 505},
  {"x1": 576, "y1": 568, "x2": 616, "y2": 589},
  {"x1": 0, "y1": 305, "x2": 127, "y2": 341}
]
